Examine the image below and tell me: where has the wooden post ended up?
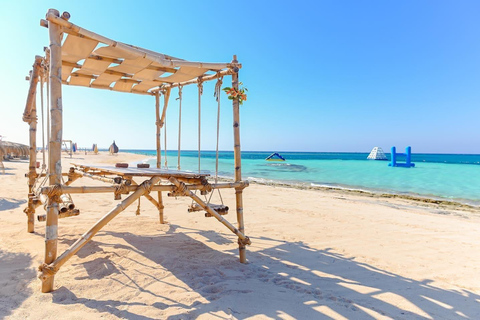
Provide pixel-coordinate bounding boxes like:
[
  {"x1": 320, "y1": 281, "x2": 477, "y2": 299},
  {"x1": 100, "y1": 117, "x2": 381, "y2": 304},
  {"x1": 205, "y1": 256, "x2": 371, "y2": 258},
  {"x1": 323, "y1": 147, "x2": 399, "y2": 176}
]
[
  {"x1": 27, "y1": 93, "x2": 38, "y2": 233},
  {"x1": 24, "y1": 55, "x2": 43, "y2": 232},
  {"x1": 155, "y1": 91, "x2": 161, "y2": 169},
  {"x1": 158, "y1": 190, "x2": 165, "y2": 224},
  {"x1": 42, "y1": 8, "x2": 63, "y2": 293},
  {"x1": 155, "y1": 91, "x2": 165, "y2": 223},
  {"x1": 231, "y1": 55, "x2": 247, "y2": 263}
]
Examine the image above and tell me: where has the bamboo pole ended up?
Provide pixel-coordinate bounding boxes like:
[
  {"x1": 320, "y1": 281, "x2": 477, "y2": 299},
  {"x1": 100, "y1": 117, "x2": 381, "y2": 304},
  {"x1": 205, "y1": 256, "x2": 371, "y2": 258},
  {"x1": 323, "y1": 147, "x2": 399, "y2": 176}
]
[
  {"x1": 42, "y1": 9, "x2": 63, "y2": 293},
  {"x1": 38, "y1": 177, "x2": 161, "y2": 284},
  {"x1": 60, "y1": 194, "x2": 75, "y2": 211},
  {"x1": 231, "y1": 56, "x2": 247, "y2": 263},
  {"x1": 155, "y1": 91, "x2": 165, "y2": 223},
  {"x1": 61, "y1": 80, "x2": 154, "y2": 96},
  {"x1": 39, "y1": 181, "x2": 248, "y2": 195},
  {"x1": 155, "y1": 91, "x2": 161, "y2": 168},
  {"x1": 169, "y1": 177, "x2": 250, "y2": 243},
  {"x1": 26, "y1": 94, "x2": 38, "y2": 233},
  {"x1": 37, "y1": 209, "x2": 80, "y2": 222},
  {"x1": 73, "y1": 169, "x2": 115, "y2": 184},
  {"x1": 45, "y1": 13, "x2": 232, "y2": 70},
  {"x1": 157, "y1": 69, "x2": 237, "y2": 91},
  {"x1": 23, "y1": 56, "x2": 42, "y2": 122},
  {"x1": 157, "y1": 190, "x2": 165, "y2": 223},
  {"x1": 160, "y1": 88, "x2": 171, "y2": 131}
]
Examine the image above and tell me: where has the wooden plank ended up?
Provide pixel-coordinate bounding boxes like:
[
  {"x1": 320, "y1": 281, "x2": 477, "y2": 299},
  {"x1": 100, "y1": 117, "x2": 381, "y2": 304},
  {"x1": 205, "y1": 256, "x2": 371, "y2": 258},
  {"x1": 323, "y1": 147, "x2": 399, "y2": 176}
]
[{"x1": 71, "y1": 163, "x2": 209, "y2": 178}]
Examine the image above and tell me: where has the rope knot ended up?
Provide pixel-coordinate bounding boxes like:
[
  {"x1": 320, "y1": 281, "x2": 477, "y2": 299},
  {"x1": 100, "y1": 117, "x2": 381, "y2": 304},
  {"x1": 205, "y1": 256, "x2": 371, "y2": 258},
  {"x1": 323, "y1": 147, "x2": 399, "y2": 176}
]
[
  {"x1": 201, "y1": 178, "x2": 213, "y2": 193},
  {"x1": 140, "y1": 180, "x2": 153, "y2": 194},
  {"x1": 173, "y1": 181, "x2": 188, "y2": 196},
  {"x1": 45, "y1": 184, "x2": 62, "y2": 200},
  {"x1": 238, "y1": 237, "x2": 252, "y2": 246},
  {"x1": 176, "y1": 85, "x2": 183, "y2": 100},
  {"x1": 197, "y1": 77, "x2": 204, "y2": 95},
  {"x1": 38, "y1": 263, "x2": 58, "y2": 280},
  {"x1": 114, "y1": 182, "x2": 129, "y2": 200}
]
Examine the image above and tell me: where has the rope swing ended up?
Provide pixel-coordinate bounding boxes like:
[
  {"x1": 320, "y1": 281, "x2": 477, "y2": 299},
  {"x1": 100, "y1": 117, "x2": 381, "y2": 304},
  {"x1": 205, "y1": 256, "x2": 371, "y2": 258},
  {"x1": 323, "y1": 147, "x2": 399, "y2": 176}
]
[
  {"x1": 214, "y1": 76, "x2": 223, "y2": 183},
  {"x1": 197, "y1": 77, "x2": 203, "y2": 173},
  {"x1": 155, "y1": 91, "x2": 162, "y2": 168},
  {"x1": 163, "y1": 92, "x2": 168, "y2": 169},
  {"x1": 207, "y1": 76, "x2": 225, "y2": 206}
]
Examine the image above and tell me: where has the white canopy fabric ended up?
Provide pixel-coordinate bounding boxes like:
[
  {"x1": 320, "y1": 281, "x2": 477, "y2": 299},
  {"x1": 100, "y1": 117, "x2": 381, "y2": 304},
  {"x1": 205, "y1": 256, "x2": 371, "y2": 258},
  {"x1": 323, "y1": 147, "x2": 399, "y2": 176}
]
[{"x1": 52, "y1": 15, "x2": 233, "y2": 95}]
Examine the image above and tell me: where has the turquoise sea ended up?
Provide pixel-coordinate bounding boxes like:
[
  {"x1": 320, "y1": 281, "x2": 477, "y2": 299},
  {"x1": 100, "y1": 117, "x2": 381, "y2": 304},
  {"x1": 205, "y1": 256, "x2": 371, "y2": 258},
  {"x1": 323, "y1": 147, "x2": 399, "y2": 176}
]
[{"x1": 123, "y1": 150, "x2": 480, "y2": 206}]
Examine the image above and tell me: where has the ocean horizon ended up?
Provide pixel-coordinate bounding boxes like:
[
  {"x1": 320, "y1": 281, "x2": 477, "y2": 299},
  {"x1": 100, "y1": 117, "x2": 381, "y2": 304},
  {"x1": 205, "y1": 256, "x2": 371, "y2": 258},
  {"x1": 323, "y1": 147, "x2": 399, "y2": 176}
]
[{"x1": 119, "y1": 150, "x2": 480, "y2": 206}]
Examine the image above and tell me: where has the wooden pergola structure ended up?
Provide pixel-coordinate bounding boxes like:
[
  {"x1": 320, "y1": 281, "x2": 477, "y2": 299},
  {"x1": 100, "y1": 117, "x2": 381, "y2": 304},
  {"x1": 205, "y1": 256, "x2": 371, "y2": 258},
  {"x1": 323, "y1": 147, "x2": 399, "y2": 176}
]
[{"x1": 22, "y1": 9, "x2": 250, "y2": 293}]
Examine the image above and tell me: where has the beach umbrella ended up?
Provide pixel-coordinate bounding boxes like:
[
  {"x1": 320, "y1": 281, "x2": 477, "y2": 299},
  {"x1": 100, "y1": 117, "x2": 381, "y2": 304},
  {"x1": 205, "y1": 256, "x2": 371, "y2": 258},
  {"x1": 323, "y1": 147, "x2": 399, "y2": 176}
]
[
  {"x1": 0, "y1": 141, "x2": 29, "y2": 159},
  {"x1": 94, "y1": 144, "x2": 98, "y2": 154},
  {"x1": 109, "y1": 141, "x2": 119, "y2": 154},
  {"x1": 72, "y1": 143, "x2": 76, "y2": 153}
]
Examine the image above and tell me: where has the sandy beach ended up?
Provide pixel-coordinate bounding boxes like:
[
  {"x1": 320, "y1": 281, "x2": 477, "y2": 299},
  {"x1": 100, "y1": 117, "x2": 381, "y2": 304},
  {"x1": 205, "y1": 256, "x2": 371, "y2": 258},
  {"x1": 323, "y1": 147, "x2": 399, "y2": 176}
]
[{"x1": 1, "y1": 152, "x2": 479, "y2": 319}]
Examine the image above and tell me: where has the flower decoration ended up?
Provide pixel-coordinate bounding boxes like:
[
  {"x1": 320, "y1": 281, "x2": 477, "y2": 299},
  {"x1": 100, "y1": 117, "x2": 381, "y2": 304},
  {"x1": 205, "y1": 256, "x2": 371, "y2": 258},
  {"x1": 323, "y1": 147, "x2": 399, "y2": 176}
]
[{"x1": 223, "y1": 82, "x2": 248, "y2": 105}]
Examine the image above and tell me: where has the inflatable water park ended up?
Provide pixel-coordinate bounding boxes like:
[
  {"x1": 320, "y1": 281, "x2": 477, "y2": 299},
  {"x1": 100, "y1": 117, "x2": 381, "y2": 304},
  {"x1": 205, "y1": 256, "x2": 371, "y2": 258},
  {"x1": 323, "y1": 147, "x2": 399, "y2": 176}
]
[
  {"x1": 388, "y1": 146, "x2": 415, "y2": 168},
  {"x1": 265, "y1": 152, "x2": 286, "y2": 161}
]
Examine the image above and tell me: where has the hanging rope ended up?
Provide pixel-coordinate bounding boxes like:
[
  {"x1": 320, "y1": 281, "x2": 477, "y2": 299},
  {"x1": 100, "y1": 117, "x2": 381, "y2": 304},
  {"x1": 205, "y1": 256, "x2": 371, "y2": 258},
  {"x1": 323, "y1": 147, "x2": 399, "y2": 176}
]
[
  {"x1": 207, "y1": 76, "x2": 225, "y2": 206},
  {"x1": 164, "y1": 99, "x2": 168, "y2": 169},
  {"x1": 136, "y1": 197, "x2": 141, "y2": 215},
  {"x1": 176, "y1": 85, "x2": 183, "y2": 170},
  {"x1": 155, "y1": 91, "x2": 162, "y2": 168},
  {"x1": 197, "y1": 77, "x2": 203, "y2": 173},
  {"x1": 214, "y1": 76, "x2": 223, "y2": 184}
]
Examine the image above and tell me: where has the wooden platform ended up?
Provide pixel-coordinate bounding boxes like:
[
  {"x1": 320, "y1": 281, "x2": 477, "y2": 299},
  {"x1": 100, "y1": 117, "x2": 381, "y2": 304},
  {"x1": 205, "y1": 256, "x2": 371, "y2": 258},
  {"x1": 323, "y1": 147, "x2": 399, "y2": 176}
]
[{"x1": 72, "y1": 163, "x2": 210, "y2": 179}]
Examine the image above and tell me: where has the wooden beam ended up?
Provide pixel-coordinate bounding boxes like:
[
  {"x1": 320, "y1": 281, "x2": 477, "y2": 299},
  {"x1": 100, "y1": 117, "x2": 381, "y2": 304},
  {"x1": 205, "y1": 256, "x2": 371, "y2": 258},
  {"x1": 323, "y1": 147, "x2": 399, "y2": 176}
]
[
  {"x1": 157, "y1": 68, "x2": 236, "y2": 91},
  {"x1": 61, "y1": 81, "x2": 154, "y2": 95},
  {"x1": 39, "y1": 181, "x2": 248, "y2": 195},
  {"x1": 26, "y1": 95, "x2": 38, "y2": 233},
  {"x1": 23, "y1": 56, "x2": 43, "y2": 121}
]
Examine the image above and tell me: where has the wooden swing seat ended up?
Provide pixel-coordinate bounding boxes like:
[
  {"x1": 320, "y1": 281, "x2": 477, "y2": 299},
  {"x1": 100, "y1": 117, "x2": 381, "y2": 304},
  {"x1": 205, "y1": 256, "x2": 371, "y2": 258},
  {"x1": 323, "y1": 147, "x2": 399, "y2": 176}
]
[{"x1": 188, "y1": 203, "x2": 229, "y2": 216}]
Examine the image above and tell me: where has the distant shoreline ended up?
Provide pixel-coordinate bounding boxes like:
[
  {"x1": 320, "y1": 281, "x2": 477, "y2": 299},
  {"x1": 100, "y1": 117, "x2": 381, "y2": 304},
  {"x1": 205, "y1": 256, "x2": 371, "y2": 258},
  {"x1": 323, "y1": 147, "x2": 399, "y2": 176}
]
[{"x1": 120, "y1": 150, "x2": 480, "y2": 210}]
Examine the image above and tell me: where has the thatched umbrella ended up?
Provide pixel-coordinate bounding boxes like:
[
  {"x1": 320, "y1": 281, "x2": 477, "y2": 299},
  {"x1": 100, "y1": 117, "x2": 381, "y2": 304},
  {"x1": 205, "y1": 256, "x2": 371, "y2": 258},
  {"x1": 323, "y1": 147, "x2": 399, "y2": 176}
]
[
  {"x1": 109, "y1": 140, "x2": 119, "y2": 154},
  {"x1": 0, "y1": 141, "x2": 30, "y2": 159}
]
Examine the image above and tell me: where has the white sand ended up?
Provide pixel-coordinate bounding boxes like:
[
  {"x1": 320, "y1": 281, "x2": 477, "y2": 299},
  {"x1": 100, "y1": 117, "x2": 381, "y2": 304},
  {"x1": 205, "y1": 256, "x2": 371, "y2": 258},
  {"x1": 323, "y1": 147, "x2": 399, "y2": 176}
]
[{"x1": 1, "y1": 152, "x2": 479, "y2": 319}]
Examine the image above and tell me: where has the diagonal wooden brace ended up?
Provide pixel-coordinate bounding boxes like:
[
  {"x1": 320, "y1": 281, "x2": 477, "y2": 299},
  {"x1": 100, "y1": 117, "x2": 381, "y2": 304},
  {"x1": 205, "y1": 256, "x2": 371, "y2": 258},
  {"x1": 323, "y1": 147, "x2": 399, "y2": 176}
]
[
  {"x1": 169, "y1": 177, "x2": 251, "y2": 246},
  {"x1": 38, "y1": 176, "x2": 161, "y2": 288}
]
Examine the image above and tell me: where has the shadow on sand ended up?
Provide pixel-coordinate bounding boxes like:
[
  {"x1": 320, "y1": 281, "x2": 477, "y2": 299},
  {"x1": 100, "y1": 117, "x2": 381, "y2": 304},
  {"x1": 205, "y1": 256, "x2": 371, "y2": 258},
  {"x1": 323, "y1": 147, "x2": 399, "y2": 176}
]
[
  {"x1": 0, "y1": 250, "x2": 35, "y2": 319},
  {"x1": 46, "y1": 224, "x2": 480, "y2": 319},
  {"x1": 0, "y1": 198, "x2": 27, "y2": 211}
]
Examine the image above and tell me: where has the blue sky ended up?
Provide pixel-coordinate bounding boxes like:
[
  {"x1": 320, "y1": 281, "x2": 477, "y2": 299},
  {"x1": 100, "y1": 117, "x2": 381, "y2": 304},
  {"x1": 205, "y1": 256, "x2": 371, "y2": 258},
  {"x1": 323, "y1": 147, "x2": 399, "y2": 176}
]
[{"x1": 1, "y1": 1, "x2": 479, "y2": 153}]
